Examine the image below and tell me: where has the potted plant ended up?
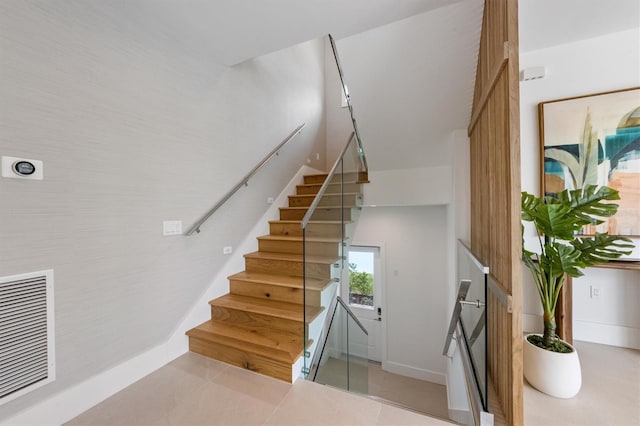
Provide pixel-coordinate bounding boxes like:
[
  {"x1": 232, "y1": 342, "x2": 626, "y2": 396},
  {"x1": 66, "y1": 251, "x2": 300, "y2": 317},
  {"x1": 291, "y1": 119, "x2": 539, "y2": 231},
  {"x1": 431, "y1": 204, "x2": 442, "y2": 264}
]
[{"x1": 521, "y1": 184, "x2": 633, "y2": 398}]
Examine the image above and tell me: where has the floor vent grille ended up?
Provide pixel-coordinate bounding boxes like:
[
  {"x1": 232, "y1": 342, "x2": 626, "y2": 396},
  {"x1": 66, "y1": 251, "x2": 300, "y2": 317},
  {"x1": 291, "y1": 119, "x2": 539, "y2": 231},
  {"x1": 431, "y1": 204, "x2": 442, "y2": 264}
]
[{"x1": 0, "y1": 270, "x2": 55, "y2": 405}]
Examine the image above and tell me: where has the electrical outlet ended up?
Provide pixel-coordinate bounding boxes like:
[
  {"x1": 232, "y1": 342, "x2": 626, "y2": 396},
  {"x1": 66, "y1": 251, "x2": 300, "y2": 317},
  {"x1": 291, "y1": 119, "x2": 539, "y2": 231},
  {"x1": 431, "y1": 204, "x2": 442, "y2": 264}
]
[
  {"x1": 590, "y1": 285, "x2": 600, "y2": 298},
  {"x1": 223, "y1": 246, "x2": 232, "y2": 255}
]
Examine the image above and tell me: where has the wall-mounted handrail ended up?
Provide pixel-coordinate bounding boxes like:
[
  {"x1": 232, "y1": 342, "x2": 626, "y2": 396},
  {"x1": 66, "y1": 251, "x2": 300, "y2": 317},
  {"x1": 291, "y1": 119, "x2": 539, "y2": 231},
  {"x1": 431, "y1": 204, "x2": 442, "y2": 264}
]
[
  {"x1": 300, "y1": 132, "x2": 355, "y2": 229},
  {"x1": 328, "y1": 34, "x2": 368, "y2": 173},
  {"x1": 185, "y1": 123, "x2": 306, "y2": 236}
]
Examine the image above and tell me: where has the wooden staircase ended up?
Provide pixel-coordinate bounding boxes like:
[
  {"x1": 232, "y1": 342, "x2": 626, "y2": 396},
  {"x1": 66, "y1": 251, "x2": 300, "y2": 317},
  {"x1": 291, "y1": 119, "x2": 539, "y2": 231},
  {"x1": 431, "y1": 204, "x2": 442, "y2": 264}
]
[{"x1": 186, "y1": 172, "x2": 366, "y2": 383}]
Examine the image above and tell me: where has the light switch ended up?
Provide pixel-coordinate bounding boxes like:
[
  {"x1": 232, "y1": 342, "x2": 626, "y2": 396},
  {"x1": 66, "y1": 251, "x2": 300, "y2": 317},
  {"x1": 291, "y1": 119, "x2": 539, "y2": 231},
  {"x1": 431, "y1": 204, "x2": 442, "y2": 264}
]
[{"x1": 163, "y1": 220, "x2": 182, "y2": 236}]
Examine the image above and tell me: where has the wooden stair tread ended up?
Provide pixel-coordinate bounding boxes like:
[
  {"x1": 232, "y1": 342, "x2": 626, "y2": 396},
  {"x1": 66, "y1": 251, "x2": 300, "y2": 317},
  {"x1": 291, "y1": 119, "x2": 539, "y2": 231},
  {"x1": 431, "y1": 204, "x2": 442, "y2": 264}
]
[
  {"x1": 257, "y1": 234, "x2": 342, "y2": 243},
  {"x1": 289, "y1": 193, "x2": 361, "y2": 199},
  {"x1": 244, "y1": 251, "x2": 338, "y2": 265},
  {"x1": 269, "y1": 220, "x2": 344, "y2": 224},
  {"x1": 186, "y1": 320, "x2": 305, "y2": 363},
  {"x1": 228, "y1": 271, "x2": 331, "y2": 291},
  {"x1": 279, "y1": 206, "x2": 349, "y2": 210},
  {"x1": 210, "y1": 294, "x2": 324, "y2": 322}
]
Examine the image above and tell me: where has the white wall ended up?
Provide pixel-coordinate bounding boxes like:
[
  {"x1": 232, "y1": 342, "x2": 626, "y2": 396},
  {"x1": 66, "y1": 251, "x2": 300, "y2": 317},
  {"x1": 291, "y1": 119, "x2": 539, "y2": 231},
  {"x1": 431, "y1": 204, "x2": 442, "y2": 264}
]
[
  {"x1": 352, "y1": 206, "x2": 449, "y2": 384},
  {"x1": 0, "y1": 1, "x2": 326, "y2": 419},
  {"x1": 520, "y1": 29, "x2": 640, "y2": 348},
  {"x1": 324, "y1": 0, "x2": 482, "y2": 170}
]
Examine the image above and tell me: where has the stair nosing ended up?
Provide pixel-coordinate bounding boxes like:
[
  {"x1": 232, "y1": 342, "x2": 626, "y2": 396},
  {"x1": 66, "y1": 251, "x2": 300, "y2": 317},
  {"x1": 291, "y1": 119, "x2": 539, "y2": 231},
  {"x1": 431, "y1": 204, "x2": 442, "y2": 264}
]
[
  {"x1": 243, "y1": 251, "x2": 338, "y2": 264},
  {"x1": 209, "y1": 294, "x2": 324, "y2": 323},
  {"x1": 187, "y1": 321, "x2": 303, "y2": 363},
  {"x1": 257, "y1": 234, "x2": 343, "y2": 243},
  {"x1": 227, "y1": 271, "x2": 330, "y2": 290}
]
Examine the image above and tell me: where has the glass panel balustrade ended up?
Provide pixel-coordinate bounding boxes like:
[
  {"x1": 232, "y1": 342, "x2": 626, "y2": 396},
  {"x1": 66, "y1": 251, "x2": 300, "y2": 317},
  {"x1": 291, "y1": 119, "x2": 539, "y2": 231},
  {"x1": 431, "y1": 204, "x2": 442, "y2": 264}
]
[
  {"x1": 457, "y1": 241, "x2": 489, "y2": 411},
  {"x1": 311, "y1": 297, "x2": 368, "y2": 394}
]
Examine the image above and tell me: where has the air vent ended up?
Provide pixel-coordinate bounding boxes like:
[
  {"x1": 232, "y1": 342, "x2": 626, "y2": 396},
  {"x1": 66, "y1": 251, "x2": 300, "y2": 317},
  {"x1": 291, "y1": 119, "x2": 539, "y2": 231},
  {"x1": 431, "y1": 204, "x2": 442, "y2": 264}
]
[{"x1": 0, "y1": 270, "x2": 55, "y2": 405}]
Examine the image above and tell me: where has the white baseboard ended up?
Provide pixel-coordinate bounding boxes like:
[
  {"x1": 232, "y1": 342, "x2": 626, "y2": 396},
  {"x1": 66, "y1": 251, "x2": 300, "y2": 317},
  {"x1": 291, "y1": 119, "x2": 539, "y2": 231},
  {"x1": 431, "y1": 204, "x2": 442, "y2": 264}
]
[
  {"x1": 4, "y1": 341, "x2": 183, "y2": 426},
  {"x1": 574, "y1": 320, "x2": 640, "y2": 350},
  {"x1": 382, "y1": 360, "x2": 446, "y2": 385}
]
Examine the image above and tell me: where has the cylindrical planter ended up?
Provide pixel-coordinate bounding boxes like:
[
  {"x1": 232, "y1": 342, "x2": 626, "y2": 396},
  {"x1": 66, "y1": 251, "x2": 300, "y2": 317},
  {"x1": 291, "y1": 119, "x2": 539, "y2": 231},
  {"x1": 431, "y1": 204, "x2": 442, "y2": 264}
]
[{"x1": 523, "y1": 333, "x2": 581, "y2": 398}]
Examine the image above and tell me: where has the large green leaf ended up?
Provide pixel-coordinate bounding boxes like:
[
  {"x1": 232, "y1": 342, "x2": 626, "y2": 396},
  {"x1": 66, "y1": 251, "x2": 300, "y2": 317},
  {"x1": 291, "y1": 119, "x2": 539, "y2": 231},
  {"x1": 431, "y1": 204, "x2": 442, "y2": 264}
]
[
  {"x1": 572, "y1": 233, "x2": 634, "y2": 266},
  {"x1": 555, "y1": 185, "x2": 620, "y2": 226},
  {"x1": 521, "y1": 191, "x2": 541, "y2": 222},
  {"x1": 540, "y1": 242, "x2": 585, "y2": 279},
  {"x1": 525, "y1": 202, "x2": 580, "y2": 240}
]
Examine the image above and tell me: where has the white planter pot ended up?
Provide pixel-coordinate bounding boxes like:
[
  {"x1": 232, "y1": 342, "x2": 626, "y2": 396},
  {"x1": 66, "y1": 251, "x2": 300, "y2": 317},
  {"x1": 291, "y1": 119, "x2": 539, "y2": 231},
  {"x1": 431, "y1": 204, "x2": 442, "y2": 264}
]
[{"x1": 523, "y1": 333, "x2": 581, "y2": 398}]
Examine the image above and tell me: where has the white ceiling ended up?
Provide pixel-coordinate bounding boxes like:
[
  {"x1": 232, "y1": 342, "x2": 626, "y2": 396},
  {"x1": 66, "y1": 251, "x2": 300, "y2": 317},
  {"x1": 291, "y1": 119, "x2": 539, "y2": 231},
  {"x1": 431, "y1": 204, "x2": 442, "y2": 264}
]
[
  {"x1": 113, "y1": 0, "x2": 638, "y2": 171},
  {"x1": 519, "y1": 0, "x2": 640, "y2": 52},
  {"x1": 132, "y1": 0, "x2": 460, "y2": 65}
]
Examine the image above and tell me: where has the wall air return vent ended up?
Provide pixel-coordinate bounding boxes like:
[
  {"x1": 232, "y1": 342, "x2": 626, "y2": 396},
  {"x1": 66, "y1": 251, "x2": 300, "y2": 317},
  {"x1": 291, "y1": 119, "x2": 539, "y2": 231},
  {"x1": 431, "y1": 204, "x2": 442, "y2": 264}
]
[{"x1": 0, "y1": 270, "x2": 55, "y2": 405}]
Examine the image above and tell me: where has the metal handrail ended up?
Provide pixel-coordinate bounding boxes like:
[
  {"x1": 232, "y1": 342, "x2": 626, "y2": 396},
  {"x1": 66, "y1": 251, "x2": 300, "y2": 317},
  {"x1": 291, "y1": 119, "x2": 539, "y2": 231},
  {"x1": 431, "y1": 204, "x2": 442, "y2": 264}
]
[
  {"x1": 308, "y1": 294, "x2": 368, "y2": 381},
  {"x1": 300, "y1": 132, "x2": 356, "y2": 229},
  {"x1": 337, "y1": 296, "x2": 368, "y2": 335},
  {"x1": 443, "y1": 279, "x2": 472, "y2": 356},
  {"x1": 185, "y1": 123, "x2": 306, "y2": 236},
  {"x1": 329, "y1": 34, "x2": 368, "y2": 173}
]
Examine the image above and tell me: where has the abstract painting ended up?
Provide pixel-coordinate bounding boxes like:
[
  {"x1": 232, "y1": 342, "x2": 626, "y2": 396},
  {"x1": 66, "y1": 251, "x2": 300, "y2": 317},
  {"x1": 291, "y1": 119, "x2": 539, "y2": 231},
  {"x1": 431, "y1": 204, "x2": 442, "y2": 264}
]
[{"x1": 539, "y1": 87, "x2": 640, "y2": 237}]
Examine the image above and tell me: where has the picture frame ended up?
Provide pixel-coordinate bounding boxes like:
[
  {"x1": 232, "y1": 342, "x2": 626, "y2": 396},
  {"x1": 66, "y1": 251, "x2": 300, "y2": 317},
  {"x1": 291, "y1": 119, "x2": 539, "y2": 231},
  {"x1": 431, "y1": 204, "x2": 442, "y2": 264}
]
[{"x1": 538, "y1": 87, "x2": 640, "y2": 239}]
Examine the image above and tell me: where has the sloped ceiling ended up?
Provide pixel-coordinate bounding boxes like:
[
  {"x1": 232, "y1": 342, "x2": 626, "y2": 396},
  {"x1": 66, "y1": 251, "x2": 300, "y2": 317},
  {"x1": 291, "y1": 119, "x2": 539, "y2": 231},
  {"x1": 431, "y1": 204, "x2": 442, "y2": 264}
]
[
  {"x1": 130, "y1": 0, "x2": 462, "y2": 65},
  {"x1": 519, "y1": 0, "x2": 640, "y2": 53}
]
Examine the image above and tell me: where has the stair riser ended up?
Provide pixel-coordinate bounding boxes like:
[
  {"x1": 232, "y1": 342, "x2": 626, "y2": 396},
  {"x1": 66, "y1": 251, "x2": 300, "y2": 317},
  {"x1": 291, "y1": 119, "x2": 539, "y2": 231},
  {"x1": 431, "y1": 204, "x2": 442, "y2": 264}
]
[
  {"x1": 244, "y1": 257, "x2": 331, "y2": 278},
  {"x1": 288, "y1": 194, "x2": 360, "y2": 208},
  {"x1": 329, "y1": 172, "x2": 361, "y2": 183},
  {"x1": 258, "y1": 239, "x2": 340, "y2": 257},
  {"x1": 230, "y1": 281, "x2": 321, "y2": 306},
  {"x1": 296, "y1": 183, "x2": 361, "y2": 195},
  {"x1": 303, "y1": 173, "x2": 361, "y2": 185},
  {"x1": 303, "y1": 174, "x2": 328, "y2": 185},
  {"x1": 269, "y1": 222, "x2": 342, "y2": 238},
  {"x1": 279, "y1": 208, "x2": 352, "y2": 221},
  {"x1": 211, "y1": 305, "x2": 305, "y2": 336},
  {"x1": 189, "y1": 337, "x2": 293, "y2": 383}
]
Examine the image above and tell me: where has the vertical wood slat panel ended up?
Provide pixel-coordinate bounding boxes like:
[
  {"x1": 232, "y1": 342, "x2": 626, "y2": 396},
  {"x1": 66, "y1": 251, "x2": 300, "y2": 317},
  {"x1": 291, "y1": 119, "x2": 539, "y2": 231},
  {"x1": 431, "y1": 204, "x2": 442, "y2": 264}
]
[{"x1": 469, "y1": 0, "x2": 522, "y2": 424}]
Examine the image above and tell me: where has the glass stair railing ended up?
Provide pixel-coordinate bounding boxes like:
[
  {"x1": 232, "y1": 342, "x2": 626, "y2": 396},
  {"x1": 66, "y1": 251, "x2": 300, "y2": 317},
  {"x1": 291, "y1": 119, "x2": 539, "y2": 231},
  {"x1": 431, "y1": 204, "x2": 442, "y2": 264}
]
[
  {"x1": 308, "y1": 296, "x2": 369, "y2": 394},
  {"x1": 443, "y1": 241, "x2": 493, "y2": 426},
  {"x1": 297, "y1": 33, "x2": 370, "y2": 395},
  {"x1": 300, "y1": 131, "x2": 368, "y2": 378}
]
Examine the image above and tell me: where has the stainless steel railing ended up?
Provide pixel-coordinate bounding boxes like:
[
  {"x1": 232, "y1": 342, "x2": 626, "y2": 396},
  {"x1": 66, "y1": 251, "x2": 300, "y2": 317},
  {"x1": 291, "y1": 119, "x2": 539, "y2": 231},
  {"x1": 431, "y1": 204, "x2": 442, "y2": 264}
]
[
  {"x1": 300, "y1": 132, "x2": 356, "y2": 229},
  {"x1": 328, "y1": 34, "x2": 368, "y2": 173},
  {"x1": 185, "y1": 123, "x2": 306, "y2": 236}
]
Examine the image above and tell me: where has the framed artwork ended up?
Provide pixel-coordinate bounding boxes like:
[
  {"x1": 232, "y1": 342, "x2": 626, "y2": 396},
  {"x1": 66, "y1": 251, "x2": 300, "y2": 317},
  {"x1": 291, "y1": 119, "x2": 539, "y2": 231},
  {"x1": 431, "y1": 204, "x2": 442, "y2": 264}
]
[{"x1": 539, "y1": 87, "x2": 640, "y2": 238}]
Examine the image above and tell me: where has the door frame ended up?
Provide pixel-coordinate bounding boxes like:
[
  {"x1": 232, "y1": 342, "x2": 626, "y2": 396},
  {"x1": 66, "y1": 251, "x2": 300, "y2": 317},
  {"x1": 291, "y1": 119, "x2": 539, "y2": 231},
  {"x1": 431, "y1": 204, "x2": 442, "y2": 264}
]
[{"x1": 345, "y1": 241, "x2": 387, "y2": 366}]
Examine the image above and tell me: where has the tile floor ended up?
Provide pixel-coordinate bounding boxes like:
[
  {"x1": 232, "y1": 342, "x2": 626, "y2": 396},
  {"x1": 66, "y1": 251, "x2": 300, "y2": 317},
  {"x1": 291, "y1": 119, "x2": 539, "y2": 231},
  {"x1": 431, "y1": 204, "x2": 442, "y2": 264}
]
[
  {"x1": 524, "y1": 340, "x2": 640, "y2": 426},
  {"x1": 314, "y1": 356, "x2": 449, "y2": 420},
  {"x1": 66, "y1": 353, "x2": 452, "y2": 426},
  {"x1": 66, "y1": 339, "x2": 640, "y2": 426},
  {"x1": 368, "y1": 362, "x2": 449, "y2": 420}
]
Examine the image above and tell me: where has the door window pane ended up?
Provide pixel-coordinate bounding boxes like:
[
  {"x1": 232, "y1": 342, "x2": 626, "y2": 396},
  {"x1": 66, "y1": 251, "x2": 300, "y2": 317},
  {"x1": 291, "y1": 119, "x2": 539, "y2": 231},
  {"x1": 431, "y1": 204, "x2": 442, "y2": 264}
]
[{"x1": 348, "y1": 250, "x2": 374, "y2": 309}]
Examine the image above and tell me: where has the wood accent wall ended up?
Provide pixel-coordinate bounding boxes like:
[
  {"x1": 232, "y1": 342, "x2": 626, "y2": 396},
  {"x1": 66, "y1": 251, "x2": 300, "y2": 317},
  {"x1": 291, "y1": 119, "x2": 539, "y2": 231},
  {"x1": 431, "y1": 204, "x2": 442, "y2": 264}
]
[{"x1": 468, "y1": 0, "x2": 523, "y2": 424}]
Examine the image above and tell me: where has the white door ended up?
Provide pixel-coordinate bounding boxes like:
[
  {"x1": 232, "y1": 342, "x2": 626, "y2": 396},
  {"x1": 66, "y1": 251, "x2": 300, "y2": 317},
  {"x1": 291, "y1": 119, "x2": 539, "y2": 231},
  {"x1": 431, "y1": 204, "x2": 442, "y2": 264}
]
[{"x1": 341, "y1": 245, "x2": 383, "y2": 362}]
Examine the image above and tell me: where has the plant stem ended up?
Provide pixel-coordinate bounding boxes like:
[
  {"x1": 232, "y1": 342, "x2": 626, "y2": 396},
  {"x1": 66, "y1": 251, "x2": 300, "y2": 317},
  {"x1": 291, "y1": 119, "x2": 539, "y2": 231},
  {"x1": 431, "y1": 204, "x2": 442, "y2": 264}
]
[{"x1": 543, "y1": 311, "x2": 556, "y2": 347}]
